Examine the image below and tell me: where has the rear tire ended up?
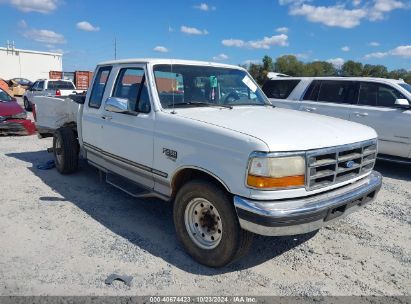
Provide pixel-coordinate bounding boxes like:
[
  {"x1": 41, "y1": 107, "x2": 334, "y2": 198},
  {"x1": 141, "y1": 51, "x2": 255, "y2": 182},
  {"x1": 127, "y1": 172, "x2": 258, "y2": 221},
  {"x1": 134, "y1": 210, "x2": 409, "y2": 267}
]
[
  {"x1": 23, "y1": 97, "x2": 31, "y2": 111},
  {"x1": 53, "y1": 127, "x2": 79, "y2": 174},
  {"x1": 173, "y1": 180, "x2": 253, "y2": 267}
]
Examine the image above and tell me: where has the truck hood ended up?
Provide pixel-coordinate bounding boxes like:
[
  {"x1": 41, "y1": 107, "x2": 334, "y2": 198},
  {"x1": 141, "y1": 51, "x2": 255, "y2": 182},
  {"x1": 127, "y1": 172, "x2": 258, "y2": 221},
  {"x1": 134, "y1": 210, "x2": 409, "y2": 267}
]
[
  {"x1": 0, "y1": 101, "x2": 25, "y2": 116},
  {"x1": 174, "y1": 106, "x2": 377, "y2": 151}
]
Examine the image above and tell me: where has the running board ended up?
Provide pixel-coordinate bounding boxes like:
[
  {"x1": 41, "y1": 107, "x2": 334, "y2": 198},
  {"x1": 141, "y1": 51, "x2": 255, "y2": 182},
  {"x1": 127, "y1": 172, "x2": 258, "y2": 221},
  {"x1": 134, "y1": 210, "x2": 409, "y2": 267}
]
[{"x1": 106, "y1": 172, "x2": 168, "y2": 200}]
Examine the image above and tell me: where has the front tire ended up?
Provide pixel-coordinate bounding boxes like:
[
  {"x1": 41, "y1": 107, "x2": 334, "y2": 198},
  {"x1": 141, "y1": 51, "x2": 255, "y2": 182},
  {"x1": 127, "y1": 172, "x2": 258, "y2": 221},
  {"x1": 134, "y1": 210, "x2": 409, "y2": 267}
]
[
  {"x1": 23, "y1": 97, "x2": 31, "y2": 111},
  {"x1": 53, "y1": 127, "x2": 79, "y2": 174},
  {"x1": 173, "y1": 180, "x2": 253, "y2": 267}
]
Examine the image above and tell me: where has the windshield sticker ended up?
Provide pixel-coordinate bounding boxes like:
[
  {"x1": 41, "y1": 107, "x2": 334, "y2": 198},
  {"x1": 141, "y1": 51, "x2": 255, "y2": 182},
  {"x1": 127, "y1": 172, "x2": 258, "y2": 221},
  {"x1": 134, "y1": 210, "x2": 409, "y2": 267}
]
[{"x1": 242, "y1": 76, "x2": 257, "y2": 93}]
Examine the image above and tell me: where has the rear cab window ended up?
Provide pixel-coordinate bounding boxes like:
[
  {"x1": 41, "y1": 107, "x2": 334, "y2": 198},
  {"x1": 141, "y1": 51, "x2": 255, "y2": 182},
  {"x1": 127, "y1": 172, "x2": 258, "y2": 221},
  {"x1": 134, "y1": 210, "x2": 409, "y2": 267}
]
[
  {"x1": 262, "y1": 79, "x2": 300, "y2": 99},
  {"x1": 47, "y1": 81, "x2": 75, "y2": 90},
  {"x1": 89, "y1": 66, "x2": 112, "y2": 109}
]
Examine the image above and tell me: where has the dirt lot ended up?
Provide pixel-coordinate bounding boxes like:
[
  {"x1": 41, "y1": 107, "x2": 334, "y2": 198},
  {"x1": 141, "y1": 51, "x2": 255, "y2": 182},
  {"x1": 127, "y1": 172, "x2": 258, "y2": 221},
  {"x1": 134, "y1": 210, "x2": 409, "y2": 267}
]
[{"x1": 0, "y1": 130, "x2": 410, "y2": 296}]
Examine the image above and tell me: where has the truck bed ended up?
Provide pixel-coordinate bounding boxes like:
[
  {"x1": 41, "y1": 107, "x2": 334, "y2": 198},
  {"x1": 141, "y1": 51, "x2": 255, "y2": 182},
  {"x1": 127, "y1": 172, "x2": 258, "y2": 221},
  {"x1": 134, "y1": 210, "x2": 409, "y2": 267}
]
[{"x1": 33, "y1": 95, "x2": 83, "y2": 135}]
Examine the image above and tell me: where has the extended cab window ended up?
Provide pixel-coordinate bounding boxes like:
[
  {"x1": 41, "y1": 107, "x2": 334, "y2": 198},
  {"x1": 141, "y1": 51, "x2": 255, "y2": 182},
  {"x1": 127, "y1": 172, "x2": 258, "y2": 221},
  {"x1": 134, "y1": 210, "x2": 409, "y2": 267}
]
[
  {"x1": 358, "y1": 82, "x2": 405, "y2": 107},
  {"x1": 89, "y1": 66, "x2": 112, "y2": 108},
  {"x1": 38, "y1": 81, "x2": 45, "y2": 90},
  {"x1": 262, "y1": 80, "x2": 300, "y2": 99},
  {"x1": 112, "y1": 68, "x2": 150, "y2": 113}
]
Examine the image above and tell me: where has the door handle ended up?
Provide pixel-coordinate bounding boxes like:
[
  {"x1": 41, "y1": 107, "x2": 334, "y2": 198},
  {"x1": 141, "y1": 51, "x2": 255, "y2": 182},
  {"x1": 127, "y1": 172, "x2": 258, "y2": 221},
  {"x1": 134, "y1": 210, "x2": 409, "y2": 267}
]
[
  {"x1": 303, "y1": 107, "x2": 316, "y2": 112},
  {"x1": 354, "y1": 112, "x2": 368, "y2": 117},
  {"x1": 101, "y1": 115, "x2": 112, "y2": 120}
]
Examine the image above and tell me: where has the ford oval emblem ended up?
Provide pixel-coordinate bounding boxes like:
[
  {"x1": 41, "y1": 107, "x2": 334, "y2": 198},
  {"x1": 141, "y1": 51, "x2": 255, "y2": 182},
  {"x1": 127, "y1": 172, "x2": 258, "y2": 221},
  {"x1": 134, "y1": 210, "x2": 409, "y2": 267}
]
[{"x1": 345, "y1": 160, "x2": 355, "y2": 168}]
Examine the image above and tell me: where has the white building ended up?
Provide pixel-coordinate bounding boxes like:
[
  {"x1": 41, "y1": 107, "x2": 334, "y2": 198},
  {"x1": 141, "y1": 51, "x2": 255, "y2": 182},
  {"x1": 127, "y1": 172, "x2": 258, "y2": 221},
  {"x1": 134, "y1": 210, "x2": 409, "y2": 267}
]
[{"x1": 0, "y1": 44, "x2": 62, "y2": 81}]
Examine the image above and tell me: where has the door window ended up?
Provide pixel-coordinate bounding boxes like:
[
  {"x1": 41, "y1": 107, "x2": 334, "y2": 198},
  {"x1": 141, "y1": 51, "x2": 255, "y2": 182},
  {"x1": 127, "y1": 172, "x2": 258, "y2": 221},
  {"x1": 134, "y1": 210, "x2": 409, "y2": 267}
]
[
  {"x1": 303, "y1": 80, "x2": 321, "y2": 101},
  {"x1": 262, "y1": 80, "x2": 300, "y2": 99},
  {"x1": 38, "y1": 81, "x2": 45, "y2": 90},
  {"x1": 112, "y1": 68, "x2": 151, "y2": 113},
  {"x1": 317, "y1": 81, "x2": 352, "y2": 104},
  {"x1": 358, "y1": 82, "x2": 405, "y2": 107},
  {"x1": 89, "y1": 66, "x2": 112, "y2": 108}
]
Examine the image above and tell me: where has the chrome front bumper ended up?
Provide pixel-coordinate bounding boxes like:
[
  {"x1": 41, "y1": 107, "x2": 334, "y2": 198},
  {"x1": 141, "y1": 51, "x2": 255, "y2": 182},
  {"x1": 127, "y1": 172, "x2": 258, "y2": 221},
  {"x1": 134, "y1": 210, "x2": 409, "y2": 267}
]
[{"x1": 234, "y1": 171, "x2": 382, "y2": 236}]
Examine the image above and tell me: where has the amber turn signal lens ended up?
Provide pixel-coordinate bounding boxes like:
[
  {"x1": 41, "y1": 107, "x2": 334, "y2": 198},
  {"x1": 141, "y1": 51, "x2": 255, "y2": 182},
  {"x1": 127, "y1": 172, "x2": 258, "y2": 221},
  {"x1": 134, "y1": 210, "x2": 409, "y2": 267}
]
[{"x1": 247, "y1": 174, "x2": 305, "y2": 189}]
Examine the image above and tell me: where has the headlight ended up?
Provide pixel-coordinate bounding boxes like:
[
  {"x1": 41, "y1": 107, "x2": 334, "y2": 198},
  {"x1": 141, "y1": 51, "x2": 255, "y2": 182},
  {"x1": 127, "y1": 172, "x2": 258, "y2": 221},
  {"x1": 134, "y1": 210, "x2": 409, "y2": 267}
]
[
  {"x1": 11, "y1": 111, "x2": 27, "y2": 119},
  {"x1": 247, "y1": 155, "x2": 305, "y2": 189}
]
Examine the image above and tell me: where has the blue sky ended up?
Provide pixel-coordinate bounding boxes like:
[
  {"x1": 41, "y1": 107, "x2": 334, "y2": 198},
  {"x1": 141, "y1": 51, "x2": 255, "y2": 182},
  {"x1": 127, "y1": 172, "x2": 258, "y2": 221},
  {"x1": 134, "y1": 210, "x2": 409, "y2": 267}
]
[{"x1": 0, "y1": 0, "x2": 410, "y2": 71}]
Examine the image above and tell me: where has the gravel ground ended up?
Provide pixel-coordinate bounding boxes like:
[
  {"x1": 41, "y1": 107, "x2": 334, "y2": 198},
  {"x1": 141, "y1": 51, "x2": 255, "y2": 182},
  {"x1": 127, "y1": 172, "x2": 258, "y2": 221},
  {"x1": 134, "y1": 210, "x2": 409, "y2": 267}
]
[{"x1": 0, "y1": 129, "x2": 410, "y2": 296}]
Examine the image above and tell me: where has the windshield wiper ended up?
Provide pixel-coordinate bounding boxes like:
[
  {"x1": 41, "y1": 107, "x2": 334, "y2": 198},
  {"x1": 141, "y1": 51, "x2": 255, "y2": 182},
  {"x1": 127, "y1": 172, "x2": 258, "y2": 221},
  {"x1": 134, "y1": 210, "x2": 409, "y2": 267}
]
[{"x1": 169, "y1": 101, "x2": 233, "y2": 109}]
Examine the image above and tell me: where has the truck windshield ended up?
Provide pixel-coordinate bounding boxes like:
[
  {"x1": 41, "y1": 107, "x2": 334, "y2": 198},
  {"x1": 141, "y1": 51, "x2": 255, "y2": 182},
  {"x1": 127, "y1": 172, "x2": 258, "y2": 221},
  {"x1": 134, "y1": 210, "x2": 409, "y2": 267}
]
[
  {"x1": 153, "y1": 64, "x2": 270, "y2": 108},
  {"x1": 48, "y1": 81, "x2": 75, "y2": 90}
]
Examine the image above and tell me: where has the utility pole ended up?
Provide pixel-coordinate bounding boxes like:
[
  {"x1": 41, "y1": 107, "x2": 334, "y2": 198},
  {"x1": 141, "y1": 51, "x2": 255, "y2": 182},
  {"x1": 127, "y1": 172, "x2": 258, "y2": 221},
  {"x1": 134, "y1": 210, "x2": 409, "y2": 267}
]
[{"x1": 114, "y1": 37, "x2": 117, "y2": 60}]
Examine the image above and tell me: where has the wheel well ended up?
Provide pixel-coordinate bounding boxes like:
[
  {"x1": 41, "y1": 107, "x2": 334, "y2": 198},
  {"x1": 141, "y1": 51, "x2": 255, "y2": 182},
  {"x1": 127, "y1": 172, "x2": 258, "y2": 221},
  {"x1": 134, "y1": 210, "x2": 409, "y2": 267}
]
[
  {"x1": 171, "y1": 168, "x2": 230, "y2": 198},
  {"x1": 61, "y1": 122, "x2": 78, "y2": 137}
]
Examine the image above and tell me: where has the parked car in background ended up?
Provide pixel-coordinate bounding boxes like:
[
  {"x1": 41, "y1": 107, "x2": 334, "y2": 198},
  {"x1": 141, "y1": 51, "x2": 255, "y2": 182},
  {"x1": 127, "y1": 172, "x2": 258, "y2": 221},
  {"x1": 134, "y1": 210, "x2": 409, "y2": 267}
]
[
  {"x1": 23, "y1": 79, "x2": 84, "y2": 111},
  {"x1": 262, "y1": 77, "x2": 411, "y2": 162},
  {"x1": 33, "y1": 59, "x2": 382, "y2": 267},
  {"x1": 9, "y1": 78, "x2": 33, "y2": 87},
  {"x1": 0, "y1": 88, "x2": 35, "y2": 136}
]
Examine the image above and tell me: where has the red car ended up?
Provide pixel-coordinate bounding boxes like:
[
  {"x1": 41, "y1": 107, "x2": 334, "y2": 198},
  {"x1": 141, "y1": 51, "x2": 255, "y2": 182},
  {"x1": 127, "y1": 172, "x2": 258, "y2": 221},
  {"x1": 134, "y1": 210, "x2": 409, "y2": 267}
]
[{"x1": 0, "y1": 88, "x2": 36, "y2": 135}]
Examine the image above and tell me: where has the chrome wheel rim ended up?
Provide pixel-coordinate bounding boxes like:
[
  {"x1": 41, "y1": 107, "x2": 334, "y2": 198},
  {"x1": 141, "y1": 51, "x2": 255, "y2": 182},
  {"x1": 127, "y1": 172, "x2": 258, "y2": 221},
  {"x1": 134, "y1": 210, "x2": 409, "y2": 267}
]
[
  {"x1": 55, "y1": 136, "x2": 63, "y2": 165},
  {"x1": 184, "y1": 198, "x2": 223, "y2": 250}
]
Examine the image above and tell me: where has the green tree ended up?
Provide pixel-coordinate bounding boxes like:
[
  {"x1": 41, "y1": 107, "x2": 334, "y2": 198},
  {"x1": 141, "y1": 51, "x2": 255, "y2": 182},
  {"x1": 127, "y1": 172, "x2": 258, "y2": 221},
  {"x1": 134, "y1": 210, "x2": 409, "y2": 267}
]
[
  {"x1": 341, "y1": 60, "x2": 363, "y2": 76},
  {"x1": 274, "y1": 55, "x2": 304, "y2": 76},
  {"x1": 303, "y1": 61, "x2": 337, "y2": 76},
  {"x1": 247, "y1": 63, "x2": 265, "y2": 85},
  {"x1": 362, "y1": 64, "x2": 388, "y2": 77}
]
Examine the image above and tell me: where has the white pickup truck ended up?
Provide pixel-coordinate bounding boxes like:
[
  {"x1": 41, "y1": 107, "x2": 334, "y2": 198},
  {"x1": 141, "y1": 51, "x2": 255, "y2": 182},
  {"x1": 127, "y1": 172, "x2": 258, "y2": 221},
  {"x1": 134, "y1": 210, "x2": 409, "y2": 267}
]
[
  {"x1": 23, "y1": 79, "x2": 84, "y2": 111},
  {"x1": 33, "y1": 59, "x2": 382, "y2": 267}
]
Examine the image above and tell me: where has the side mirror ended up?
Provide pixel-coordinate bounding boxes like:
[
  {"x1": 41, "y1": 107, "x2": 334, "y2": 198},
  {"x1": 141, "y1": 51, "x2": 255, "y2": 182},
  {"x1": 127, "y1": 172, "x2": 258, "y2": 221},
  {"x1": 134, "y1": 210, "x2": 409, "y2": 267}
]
[
  {"x1": 395, "y1": 98, "x2": 410, "y2": 108},
  {"x1": 11, "y1": 97, "x2": 17, "y2": 102},
  {"x1": 105, "y1": 97, "x2": 136, "y2": 115}
]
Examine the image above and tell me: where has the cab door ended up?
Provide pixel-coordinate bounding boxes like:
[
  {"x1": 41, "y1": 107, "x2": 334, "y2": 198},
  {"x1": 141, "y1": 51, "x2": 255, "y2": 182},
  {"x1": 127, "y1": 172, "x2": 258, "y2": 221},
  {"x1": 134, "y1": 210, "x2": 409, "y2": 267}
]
[
  {"x1": 299, "y1": 80, "x2": 355, "y2": 120},
  {"x1": 99, "y1": 65, "x2": 155, "y2": 189},
  {"x1": 349, "y1": 82, "x2": 411, "y2": 158},
  {"x1": 82, "y1": 65, "x2": 113, "y2": 166}
]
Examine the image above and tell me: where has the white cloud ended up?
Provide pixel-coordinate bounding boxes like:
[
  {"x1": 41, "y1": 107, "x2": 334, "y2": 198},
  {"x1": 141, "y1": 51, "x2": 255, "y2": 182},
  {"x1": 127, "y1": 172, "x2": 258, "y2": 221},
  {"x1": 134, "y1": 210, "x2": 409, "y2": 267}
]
[
  {"x1": 76, "y1": 21, "x2": 100, "y2": 32},
  {"x1": 341, "y1": 46, "x2": 350, "y2": 52},
  {"x1": 222, "y1": 34, "x2": 288, "y2": 49},
  {"x1": 369, "y1": 0, "x2": 405, "y2": 20},
  {"x1": 390, "y1": 45, "x2": 411, "y2": 58},
  {"x1": 276, "y1": 27, "x2": 289, "y2": 33},
  {"x1": 364, "y1": 52, "x2": 388, "y2": 59},
  {"x1": 364, "y1": 45, "x2": 411, "y2": 59},
  {"x1": 194, "y1": 3, "x2": 216, "y2": 11},
  {"x1": 212, "y1": 53, "x2": 229, "y2": 61},
  {"x1": 153, "y1": 46, "x2": 169, "y2": 53},
  {"x1": 168, "y1": 25, "x2": 174, "y2": 32},
  {"x1": 23, "y1": 28, "x2": 66, "y2": 44},
  {"x1": 352, "y1": 0, "x2": 361, "y2": 6},
  {"x1": 180, "y1": 25, "x2": 208, "y2": 35},
  {"x1": 369, "y1": 41, "x2": 380, "y2": 47},
  {"x1": 18, "y1": 19, "x2": 27, "y2": 28},
  {"x1": 326, "y1": 57, "x2": 345, "y2": 68},
  {"x1": 289, "y1": 4, "x2": 367, "y2": 28},
  {"x1": 7, "y1": 0, "x2": 59, "y2": 13},
  {"x1": 222, "y1": 39, "x2": 245, "y2": 47},
  {"x1": 243, "y1": 59, "x2": 261, "y2": 65},
  {"x1": 280, "y1": 0, "x2": 409, "y2": 28}
]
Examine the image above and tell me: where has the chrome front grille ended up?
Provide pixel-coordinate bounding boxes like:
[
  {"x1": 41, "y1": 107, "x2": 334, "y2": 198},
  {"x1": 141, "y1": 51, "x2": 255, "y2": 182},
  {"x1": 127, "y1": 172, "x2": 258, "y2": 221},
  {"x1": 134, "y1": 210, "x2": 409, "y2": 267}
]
[{"x1": 306, "y1": 140, "x2": 377, "y2": 190}]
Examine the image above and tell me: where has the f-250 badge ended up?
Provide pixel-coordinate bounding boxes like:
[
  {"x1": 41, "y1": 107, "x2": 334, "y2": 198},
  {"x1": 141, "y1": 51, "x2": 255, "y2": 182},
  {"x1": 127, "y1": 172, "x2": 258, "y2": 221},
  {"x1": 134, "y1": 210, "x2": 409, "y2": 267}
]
[{"x1": 163, "y1": 148, "x2": 178, "y2": 161}]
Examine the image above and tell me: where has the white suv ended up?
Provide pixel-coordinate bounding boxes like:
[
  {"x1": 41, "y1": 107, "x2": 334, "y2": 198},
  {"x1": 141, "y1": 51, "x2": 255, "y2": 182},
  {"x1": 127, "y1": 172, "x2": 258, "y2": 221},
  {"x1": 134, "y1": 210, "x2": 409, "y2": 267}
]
[{"x1": 262, "y1": 77, "x2": 411, "y2": 162}]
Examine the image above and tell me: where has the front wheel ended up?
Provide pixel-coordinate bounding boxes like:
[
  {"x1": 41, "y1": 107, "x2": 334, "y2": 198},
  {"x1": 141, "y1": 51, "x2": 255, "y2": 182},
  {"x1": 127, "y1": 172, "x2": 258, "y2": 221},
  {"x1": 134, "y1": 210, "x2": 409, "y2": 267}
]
[
  {"x1": 173, "y1": 180, "x2": 253, "y2": 267},
  {"x1": 53, "y1": 127, "x2": 79, "y2": 174},
  {"x1": 23, "y1": 97, "x2": 31, "y2": 111}
]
